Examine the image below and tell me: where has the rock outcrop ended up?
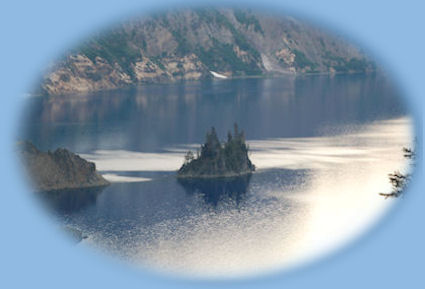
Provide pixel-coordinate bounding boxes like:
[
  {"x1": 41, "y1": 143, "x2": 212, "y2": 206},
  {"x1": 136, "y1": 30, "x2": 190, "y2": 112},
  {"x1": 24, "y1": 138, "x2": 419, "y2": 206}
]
[
  {"x1": 40, "y1": 8, "x2": 374, "y2": 96},
  {"x1": 177, "y1": 124, "x2": 255, "y2": 179},
  {"x1": 17, "y1": 141, "x2": 109, "y2": 192}
]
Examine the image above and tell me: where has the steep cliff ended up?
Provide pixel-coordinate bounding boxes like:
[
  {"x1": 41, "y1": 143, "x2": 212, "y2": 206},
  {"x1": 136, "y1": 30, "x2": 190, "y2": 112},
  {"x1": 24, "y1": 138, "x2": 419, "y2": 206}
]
[
  {"x1": 17, "y1": 141, "x2": 109, "y2": 192},
  {"x1": 41, "y1": 8, "x2": 373, "y2": 96}
]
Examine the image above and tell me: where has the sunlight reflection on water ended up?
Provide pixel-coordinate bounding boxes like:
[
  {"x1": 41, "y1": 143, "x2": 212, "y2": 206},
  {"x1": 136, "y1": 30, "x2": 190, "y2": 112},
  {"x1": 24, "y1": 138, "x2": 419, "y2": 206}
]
[{"x1": 78, "y1": 117, "x2": 412, "y2": 278}]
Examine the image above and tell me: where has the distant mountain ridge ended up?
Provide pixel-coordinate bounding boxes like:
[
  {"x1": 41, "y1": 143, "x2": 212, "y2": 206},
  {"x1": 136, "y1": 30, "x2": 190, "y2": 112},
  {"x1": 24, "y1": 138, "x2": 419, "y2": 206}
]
[{"x1": 41, "y1": 8, "x2": 374, "y2": 96}]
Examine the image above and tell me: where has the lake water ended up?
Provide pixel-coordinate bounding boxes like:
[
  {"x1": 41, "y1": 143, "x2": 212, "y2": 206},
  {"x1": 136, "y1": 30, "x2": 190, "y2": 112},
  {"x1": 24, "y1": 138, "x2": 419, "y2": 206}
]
[{"x1": 21, "y1": 74, "x2": 413, "y2": 278}]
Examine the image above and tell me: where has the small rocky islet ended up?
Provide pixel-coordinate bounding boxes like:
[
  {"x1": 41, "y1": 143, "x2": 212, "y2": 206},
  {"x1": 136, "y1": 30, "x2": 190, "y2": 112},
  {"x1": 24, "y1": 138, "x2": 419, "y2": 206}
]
[
  {"x1": 177, "y1": 124, "x2": 255, "y2": 179},
  {"x1": 17, "y1": 141, "x2": 109, "y2": 244},
  {"x1": 17, "y1": 141, "x2": 109, "y2": 192}
]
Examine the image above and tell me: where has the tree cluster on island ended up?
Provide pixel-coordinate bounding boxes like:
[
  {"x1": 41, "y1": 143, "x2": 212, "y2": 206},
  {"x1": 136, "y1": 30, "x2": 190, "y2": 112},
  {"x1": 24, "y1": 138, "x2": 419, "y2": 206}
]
[{"x1": 177, "y1": 124, "x2": 255, "y2": 179}]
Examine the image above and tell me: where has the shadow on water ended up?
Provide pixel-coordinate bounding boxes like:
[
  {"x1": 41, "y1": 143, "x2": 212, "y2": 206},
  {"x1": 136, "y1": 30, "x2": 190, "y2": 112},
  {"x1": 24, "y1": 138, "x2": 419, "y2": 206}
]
[
  {"x1": 39, "y1": 186, "x2": 107, "y2": 214},
  {"x1": 177, "y1": 174, "x2": 252, "y2": 207}
]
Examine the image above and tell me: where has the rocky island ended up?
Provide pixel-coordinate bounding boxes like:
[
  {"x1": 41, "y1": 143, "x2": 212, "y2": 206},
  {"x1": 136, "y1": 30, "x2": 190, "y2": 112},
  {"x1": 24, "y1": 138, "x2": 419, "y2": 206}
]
[
  {"x1": 17, "y1": 141, "x2": 109, "y2": 192},
  {"x1": 177, "y1": 124, "x2": 255, "y2": 179}
]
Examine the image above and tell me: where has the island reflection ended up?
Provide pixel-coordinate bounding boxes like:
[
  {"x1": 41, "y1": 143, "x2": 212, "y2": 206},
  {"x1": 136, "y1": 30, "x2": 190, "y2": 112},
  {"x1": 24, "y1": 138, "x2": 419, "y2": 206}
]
[
  {"x1": 39, "y1": 186, "x2": 106, "y2": 214},
  {"x1": 177, "y1": 174, "x2": 252, "y2": 207}
]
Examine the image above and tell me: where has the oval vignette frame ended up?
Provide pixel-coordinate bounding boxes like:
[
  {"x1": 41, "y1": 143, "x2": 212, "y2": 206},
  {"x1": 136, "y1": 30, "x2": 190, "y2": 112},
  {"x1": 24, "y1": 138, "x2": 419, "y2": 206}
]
[{"x1": 1, "y1": 0, "x2": 423, "y2": 288}]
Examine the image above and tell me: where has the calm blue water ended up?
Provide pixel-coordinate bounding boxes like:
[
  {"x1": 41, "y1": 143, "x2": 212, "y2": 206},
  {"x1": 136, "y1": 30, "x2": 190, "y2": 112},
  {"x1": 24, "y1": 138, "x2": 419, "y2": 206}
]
[
  {"x1": 22, "y1": 74, "x2": 405, "y2": 153},
  {"x1": 20, "y1": 74, "x2": 410, "y2": 277}
]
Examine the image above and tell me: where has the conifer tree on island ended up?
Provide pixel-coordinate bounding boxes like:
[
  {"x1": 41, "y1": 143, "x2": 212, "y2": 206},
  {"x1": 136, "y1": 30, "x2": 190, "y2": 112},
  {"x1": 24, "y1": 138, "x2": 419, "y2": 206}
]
[{"x1": 177, "y1": 124, "x2": 255, "y2": 178}]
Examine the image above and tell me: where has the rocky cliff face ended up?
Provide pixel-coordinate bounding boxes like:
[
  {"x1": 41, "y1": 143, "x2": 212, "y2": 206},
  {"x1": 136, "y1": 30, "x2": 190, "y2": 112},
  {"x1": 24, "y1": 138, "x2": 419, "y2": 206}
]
[
  {"x1": 17, "y1": 141, "x2": 109, "y2": 192},
  {"x1": 41, "y1": 8, "x2": 373, "y2": 96}
]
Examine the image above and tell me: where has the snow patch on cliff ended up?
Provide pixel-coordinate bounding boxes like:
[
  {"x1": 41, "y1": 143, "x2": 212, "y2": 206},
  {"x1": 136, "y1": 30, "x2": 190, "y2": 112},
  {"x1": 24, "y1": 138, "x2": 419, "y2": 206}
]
[{"x1": 210, "y1": 71, "x2": 228, "y2": 79}]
